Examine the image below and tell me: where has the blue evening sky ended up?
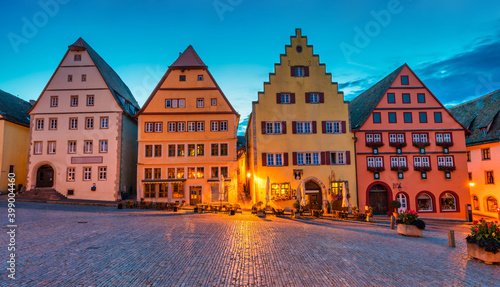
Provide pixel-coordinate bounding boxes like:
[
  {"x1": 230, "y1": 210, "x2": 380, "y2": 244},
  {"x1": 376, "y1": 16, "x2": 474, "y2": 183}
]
[{"x1": 1, "y1": 0, "x2": 500, "y2": 134}]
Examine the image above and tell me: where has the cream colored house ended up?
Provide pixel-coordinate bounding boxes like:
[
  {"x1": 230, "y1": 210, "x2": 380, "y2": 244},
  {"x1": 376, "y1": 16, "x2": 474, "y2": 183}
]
[
  {"x1": 136, "y1": 45, "x2": 239, "y2": 205},
  {"x1": 0, "y1": 89, "x2": 31, "y2": 193},
  {"x1": 25, "y1": 38, "x2": 139, "y2": 201},
  {"x1": 450, "y1": 89, "x2": 500, "y2": 218}
]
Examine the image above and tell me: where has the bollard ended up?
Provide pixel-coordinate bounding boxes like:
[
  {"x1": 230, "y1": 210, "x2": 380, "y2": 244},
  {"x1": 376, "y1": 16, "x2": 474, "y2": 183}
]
[
  {"x1": 448, "y1": 230, "x2": 456, "y2": 247},
  {"x1": 390, "y1": 215, "x2": 395, "y2": 229}
]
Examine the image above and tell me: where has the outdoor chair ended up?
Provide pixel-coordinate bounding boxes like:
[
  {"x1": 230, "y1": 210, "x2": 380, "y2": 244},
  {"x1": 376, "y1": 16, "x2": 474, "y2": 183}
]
[
  {"x1": 275, "y1": 208, "x2": 284, "y2": 216},
  {"x1": 126, "y1": 200, "x2": 134, "y2": 209},
  {"x1": 264, "y1": 206, "x2": 275, "y2": 215},
  {"x1": 301, "y1": 209, "x2": 312, "y2": 217},
  {"x1": 283, "y1": 207, "x2": 294, "y2": 217}
]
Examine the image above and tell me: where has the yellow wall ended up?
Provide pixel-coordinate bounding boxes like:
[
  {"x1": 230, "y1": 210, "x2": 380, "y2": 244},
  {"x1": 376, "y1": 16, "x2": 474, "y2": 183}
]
[
  {"x1": 0, "y1": 119, "x2": 30, "y2": 193},
  {"x1": 248, "y1": 29, "x2": 357, "y2": 211}
]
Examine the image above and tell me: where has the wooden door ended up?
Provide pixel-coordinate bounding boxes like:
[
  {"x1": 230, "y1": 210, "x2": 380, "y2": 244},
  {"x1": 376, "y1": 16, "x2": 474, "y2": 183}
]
[
  {"x1": 369, "y1": 185, "x2": 388, "y2": 215},
  {"x1": 190, "y1": 186, "x2": 202, "y2": 205},
  {"x1": 36, "y1": 165, "x2": 54, "y2": 187}
]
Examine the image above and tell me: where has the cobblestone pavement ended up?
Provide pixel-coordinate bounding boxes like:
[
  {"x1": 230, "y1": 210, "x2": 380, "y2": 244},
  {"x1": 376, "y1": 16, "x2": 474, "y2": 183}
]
[{"x1": 0, "y1": 202, "x2": 499, "y2": 287}]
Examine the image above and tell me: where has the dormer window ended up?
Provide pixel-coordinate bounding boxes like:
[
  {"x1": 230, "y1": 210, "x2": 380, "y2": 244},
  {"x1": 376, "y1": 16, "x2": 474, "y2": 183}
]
[
  {"x1": 198, "y1": 75, "x2": 203, "y2": 81},
  {"x1": 74, "y1": 54, "x2": 81, "y2": 61}
]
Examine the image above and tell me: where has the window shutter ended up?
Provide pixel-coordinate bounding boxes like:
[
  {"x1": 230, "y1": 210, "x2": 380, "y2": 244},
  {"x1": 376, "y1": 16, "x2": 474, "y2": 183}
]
[
  {"x1": 290, "y1": 66, "x2": 295, "y2": 77},
  {"x1": 276, "y1": 93, "x2": 281, "y2": 104},
  {"x1": 293, "y1": 152, "x2": 297, "y2": 165},
  {"x1": 326, "y1": 152, "x2": 331, "y2": 165},
  {"x1": 261, "y1": 121, "x2": 266, "y2": 134},
  {"x1": 305, "y1": 93, "x2": 310, "y2": 103},
  {"x1": 262, "y1": 153, "x2": 267, "y2": 166},
  {"x1": 321, "y1": 152, "x2": 326, "y2": 165},
  {"x1": 304, "y1": 66, "x2": 309, "y2": 76},
  {"x1": 282, "y1": 121, "x2": 287, "y2": 134},
  {"x1": 346, "y1": 151, "x2": 351, "y2": 165},
  {"x1": 312, "y1": 121, "x2": 317, "y2": 134},
  {"x1": 291, "y1": 93, "x2": 296, "y2": 103},
  {"x1": 283, "y1": 153, "x2": 289, "y2": 166},
  {"x1": 322, "y1": 121, "x2": 326, "y2": 134},
  {"x1": 319, "y1": 93, "x2": 324, "y2": 103},
  {"x1": 342, "y1": 121, "x2": 347, "y2": 133},
  {"x1": 292, "y1": 121, "x2": 297, "y2": 134}
]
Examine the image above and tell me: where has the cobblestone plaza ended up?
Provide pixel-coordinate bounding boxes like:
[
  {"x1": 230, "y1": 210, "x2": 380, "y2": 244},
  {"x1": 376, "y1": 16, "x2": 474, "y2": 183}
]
[{"x1": 1, "y1": 202, "x2": 499, "y2": 286}]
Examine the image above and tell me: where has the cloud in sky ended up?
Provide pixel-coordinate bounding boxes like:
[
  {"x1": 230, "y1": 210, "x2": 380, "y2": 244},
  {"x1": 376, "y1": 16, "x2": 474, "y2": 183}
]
[{"x1": 338, "y1": 32, "x2": 500, "y2": 107}]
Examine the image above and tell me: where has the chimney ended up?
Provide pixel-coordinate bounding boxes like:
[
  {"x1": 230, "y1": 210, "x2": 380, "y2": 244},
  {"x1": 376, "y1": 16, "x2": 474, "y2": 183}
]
[{"x1": 29, "y1": 100, "x2": 36, "y2": 106}]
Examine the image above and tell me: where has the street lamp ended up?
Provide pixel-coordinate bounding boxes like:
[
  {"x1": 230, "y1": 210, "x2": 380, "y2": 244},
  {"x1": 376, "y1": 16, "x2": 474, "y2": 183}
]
[{"x1": 247, "y1": 172, "x2": 251, "y2": 178}]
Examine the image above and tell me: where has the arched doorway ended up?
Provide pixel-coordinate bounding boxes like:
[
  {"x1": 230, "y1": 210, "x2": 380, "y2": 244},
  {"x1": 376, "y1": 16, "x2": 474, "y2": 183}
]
[
  {"x1": 36, "y1": 165, "x2": 54, "y2": 187},
  {"x1": 304, "y1": 180, "x2": 322, "y2": 210},
  {"x1": 369, "y1": 184, "x2": 388, "y2": 215}
]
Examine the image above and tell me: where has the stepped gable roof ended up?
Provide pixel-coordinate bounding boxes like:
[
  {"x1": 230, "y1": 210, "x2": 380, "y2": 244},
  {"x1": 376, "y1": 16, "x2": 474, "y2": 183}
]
[
  {"x1": 349, "y1": 64, "x2": 405, "y2": 129},
  {"x1": 169, "y1": 45, "x2": 207, "y2": 68},
  {"x1": 0, "y1": 89, "x2": 31, "y2": 127},
  {"x1": 449, "y1": 89, "x2": 500, "y2": 146},
  {"x1": 69, "y1": 37, "x2": 139, "y2": 116}
]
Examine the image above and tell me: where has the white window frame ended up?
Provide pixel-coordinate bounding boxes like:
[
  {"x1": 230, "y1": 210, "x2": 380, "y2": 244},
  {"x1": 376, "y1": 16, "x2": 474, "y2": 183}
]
[
  {"x1": 34, "y1": 142, "x2": 42, "y2": 154},
  {"x1": 330, "y1": 151, "x2": 346, "y2": 165},
  {"x1": 84, "y1": 141, "x2": 93, "y2": 154},
  {"x1": 154, "y1": 122, "x2": 163, "y2": 132},
  {"x1": 100, "y1": 117, "x2": 108, "y2": 129},
  {"x1": 98, "y1": 167, "x2": 107, "y2": 181},
  {"x1": 295, "y1": 66, "x2": 304, "y2": 77},
  {"x1": 373, "y1": 134, "x2": 382, "y2": 142},
  {"x1": 188, "y1": 122, "x2": 196, "y2": 132},
  {"x1": 310, "y1": 93, "x2": 319, "y2": 103},
  {"x1": 50, "y1": 96, "x2": 58, "y2": 107},
  {"x1": 168, "y1": 122, "x2": 176, "y2": 132},
  {"x1": 70, "y1": 118, "x2": 78, "y2": 130},
  {"x1": 85, "y1": 118, "x2": 94, "y2": 129},
  {"x1": 49, "y1": 118, "x2": 57, "y2": 130},
  {"x1": 68, "y1": 141, "x2": 76, "y2": 154},
  {"x1": 281, "y1": 93, "x2": 290, "y2": 104},
  {"x1": 145, "y1": 122, "x2": 154, "y2": 132},
  {"x1": 197, "y1": 98, "x2": 204, "y2": 108},
  {"x1": 36, "y1": 119, "x2": 44, "y2": 130},
  {"x1": 366, "y1": 134, "x2": 374, "y2": 143},
  {"x1": 87, "y1": 95, "x2": 94, "y2": 106},
  {"x1": 48, "y1": 141, "x2": 56, "y2": 154},
  {"x1": 211, "y1": 121, "x2": 219, "y2": 131},
  {"x1": 67, "y1": 168, "x2": 75, "y2": 181},
  {"x1": 71, "y1": 96, "x2": 78, "y2": 107},
  {"x1": 197, "y1": 122, "x2": 204, "y2": 132},
  {"x1": 99, "y1": 140, "x2": 108, "y2": 153},
  {"x1": 220, "y1": 121, "x2": 228, "y2": 131},
  {"x1": 83, "y1": 167, "x2": 92, "y2": 181}
]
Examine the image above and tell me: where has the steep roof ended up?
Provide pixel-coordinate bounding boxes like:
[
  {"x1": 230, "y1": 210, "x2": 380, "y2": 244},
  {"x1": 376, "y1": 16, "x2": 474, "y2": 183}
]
[
  {"x1": 349, "y1": 64, "x2": 405, "y2": 129},
  {"x1": 449, "y1": 89, "x2": 500, "y2": 146},
  {"x1": 68, "y1": 38, "x2": 139, "y2": 117},
  {"x1": 169, "y1": 45, "x2": 207, "y2": 68},
  {"x1": 0, "y1": 89, "x2": 31, "y2": 127}
]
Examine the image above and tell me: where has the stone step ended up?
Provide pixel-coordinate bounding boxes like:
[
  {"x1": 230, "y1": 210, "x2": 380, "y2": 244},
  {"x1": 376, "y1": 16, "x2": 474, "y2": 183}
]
[{"x1": 19, "y1": 188, "x2": 67, "y2": 200}]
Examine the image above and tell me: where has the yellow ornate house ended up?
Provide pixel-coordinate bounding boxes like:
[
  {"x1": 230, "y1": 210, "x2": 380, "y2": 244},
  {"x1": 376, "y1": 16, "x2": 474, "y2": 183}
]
[
  {"x1": 246, "y1": 29, "x2": 357, "y2": 212},
  {"x1": 0, "y1": 89, "x2": 31, "y2": 193},
  {"x1": 136, "y1": 46, "x2": 239, "y2": 205}
]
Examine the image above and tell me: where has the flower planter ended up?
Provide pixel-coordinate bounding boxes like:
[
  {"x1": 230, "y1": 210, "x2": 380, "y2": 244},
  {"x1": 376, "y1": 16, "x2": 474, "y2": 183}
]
[
  {"x1": 173, "y1": 206, "x2": 178, "y2": 212},
  {"x1": 294, "y1": 212, "x2": 301, "y2": 219},
  {"x1": 366, "y1": 216, "x2": 373, "y2": 222},
  {"x1": 467, "y1": 243, "x2": 500, "y2": 264},
  {"x1": 397, "y1": 224, "x2": 422, "y2": 237},
  {"x1": 257, "y1": 210, "x2": 265, "y2": 217}
]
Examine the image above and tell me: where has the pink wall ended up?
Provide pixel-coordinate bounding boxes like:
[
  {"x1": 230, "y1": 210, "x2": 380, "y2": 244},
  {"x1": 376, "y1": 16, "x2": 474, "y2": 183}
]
[{"x1": 355, "y1": 66, "x2": 470, "y2": 220}]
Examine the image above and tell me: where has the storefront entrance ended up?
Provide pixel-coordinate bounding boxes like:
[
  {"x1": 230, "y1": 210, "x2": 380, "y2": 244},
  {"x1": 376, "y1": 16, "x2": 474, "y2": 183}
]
[
  {"x1": 305, "y1": 180, "x2": 322, "y2": 210},
  {"x1": 369, "y1": 184, "x2": 388, "y2": 215},
  {"x1": 36, "y1": 165, "x2": 54, "y2": 187},
  {"x1": 190, "y1": 186, "x2": 202, "y2": 205}
]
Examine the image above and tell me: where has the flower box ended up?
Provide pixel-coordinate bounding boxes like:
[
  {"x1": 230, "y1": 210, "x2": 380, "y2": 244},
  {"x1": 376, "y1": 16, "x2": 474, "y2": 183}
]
[
  {"x1": 389, "y1": 142, "x2": 407, "y2": 148},
  {"x1": 438, "y1": 165, "x2": 456, "y2": 172},
  {"x1": 257, "y1": 210, "x2": 265, "y2": 217},
  {"x1": 414, "y1": 166, "x2": 432, "y2": 172},
  {"x1": 412, "y1": 142, "x2": 430, "y2": 148},
  {"x1": 397, "y1": 224, "x2": 423, "y2": 237},
  {"x1": 467, "y1": 243, "x2": 500, "y2": 264},
  {"x1": 391, "y1": 166, "x2": 408, "y2": 172},
  {"x1": 436, "y1": 141, "x2": 454, "y2": 147},
  {"x1": 366, "y1": 141, "x2": 384, "y2": 148},
  {"x1": 367, "y1": 166, "x2": 385, "y2": 173}
]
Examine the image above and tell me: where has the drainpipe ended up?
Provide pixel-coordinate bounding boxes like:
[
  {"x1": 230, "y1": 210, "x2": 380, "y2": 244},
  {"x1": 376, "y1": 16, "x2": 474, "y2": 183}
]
[{"x1": 353, "y1": 132, "x2": 359, "y2": 209}]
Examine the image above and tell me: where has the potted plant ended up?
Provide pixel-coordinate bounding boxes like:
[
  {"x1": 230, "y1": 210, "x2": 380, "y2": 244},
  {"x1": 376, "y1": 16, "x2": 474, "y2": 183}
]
[
  {"x1": 293, "y1": 200, "x2": 301, "y2": 218},
  {"x1": 117, "y1": 200, "x2": 123, "y2": 209},
  {"x1": 391, "y1": 200, "x2": 401, "y2": 218},
  {"x1": 366, "y1": 206, "x2": 374, "y2": 222},
  {"x1": 396, "y1": 210, "x2": 425, "y2": 237},
  {"x1": 466, "y1": 219, "x2": 500, "y2": 264},
  {"x1": 256, "y1": 201, "x2": 265, "y2": 217}
]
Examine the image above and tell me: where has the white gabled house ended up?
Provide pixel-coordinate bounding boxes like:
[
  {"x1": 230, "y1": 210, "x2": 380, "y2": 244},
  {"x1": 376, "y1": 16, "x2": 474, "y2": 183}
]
[{"x1": 25, "y1": 38, "x2": 139, "y2": 201}]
